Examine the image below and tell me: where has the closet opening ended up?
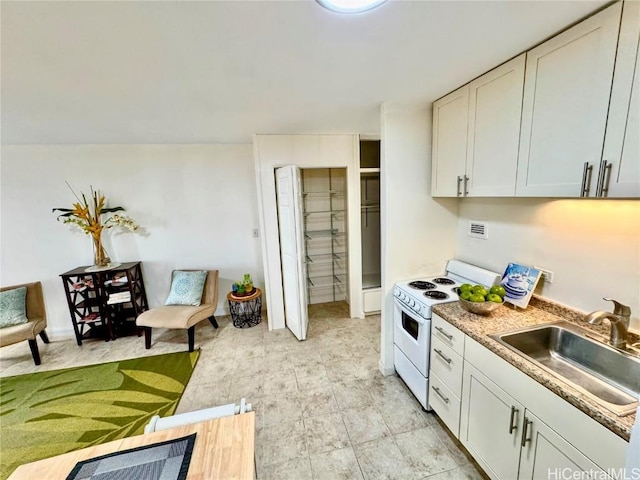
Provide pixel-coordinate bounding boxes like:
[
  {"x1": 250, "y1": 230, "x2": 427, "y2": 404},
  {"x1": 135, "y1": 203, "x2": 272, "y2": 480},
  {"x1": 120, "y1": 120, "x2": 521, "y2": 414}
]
[
  {"x1": 302, "y1": 168, "x2": 349, "y2": 306},
  {"x1": 360, "y1": 140, "x2": 381, "y2": 314},
  {"x1": 275, "y1": 166, "x2": 350, "y2": 341}
]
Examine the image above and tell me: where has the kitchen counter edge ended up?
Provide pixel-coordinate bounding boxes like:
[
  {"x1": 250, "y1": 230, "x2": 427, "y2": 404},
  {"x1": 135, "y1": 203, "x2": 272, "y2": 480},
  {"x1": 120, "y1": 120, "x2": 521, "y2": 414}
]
[{"x1": 432, "y1": 296, "x2": 635, "y2": 441}]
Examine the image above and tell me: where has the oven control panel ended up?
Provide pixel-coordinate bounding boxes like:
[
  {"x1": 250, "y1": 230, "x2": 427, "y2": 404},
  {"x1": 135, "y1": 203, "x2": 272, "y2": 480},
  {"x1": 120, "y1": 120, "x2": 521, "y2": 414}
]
[{"x1": 394, "y1": 287, "x2": 427, "y2": 318}]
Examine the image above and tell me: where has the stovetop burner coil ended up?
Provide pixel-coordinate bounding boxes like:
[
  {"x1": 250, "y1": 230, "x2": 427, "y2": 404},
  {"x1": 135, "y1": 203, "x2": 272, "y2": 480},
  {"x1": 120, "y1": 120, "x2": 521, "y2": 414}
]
[
  {"x1": 408, "y1": 281, "x2": 436, "y2": 290},
  {"x1": 433, "y1": 277, "x2": 455, "y2": 285},
  {"x1": 423, "y1": 290, "x2": 449, "y2": 300}
]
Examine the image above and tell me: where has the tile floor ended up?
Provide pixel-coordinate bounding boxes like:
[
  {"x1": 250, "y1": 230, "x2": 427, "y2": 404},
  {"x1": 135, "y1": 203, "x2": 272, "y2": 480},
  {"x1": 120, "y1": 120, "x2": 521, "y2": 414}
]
[{"x1": 0, "y1": 302, "x2": 486, "y2": 480}]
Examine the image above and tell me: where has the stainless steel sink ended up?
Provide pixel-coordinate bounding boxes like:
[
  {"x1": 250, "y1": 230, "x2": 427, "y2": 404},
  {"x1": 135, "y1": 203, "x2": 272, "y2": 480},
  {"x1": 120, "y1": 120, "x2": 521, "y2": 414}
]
[{"x1": 490, "y1": 321, "x2": 640, "y2": 416}]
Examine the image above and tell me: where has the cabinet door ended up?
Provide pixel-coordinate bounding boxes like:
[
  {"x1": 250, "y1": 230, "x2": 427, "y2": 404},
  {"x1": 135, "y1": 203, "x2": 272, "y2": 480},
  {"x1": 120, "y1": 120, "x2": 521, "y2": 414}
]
[
  {"x1": 516, "y1": 2, "x2": 622, "y2": 197},
  {"x1": 466, "y1": 54, "x2": 525, "y2": 196},
  {"x1": 431, "y1": 85, "x2": 469, "y2": 197},
  {"x1": 518, "y1": 410, "x2": 603, "y2": 480},
  {"x1": 601, "y1": 0, "x2": 640, "y2": 198},
  {"x1": 460, "y1": 362, "x2": 523, "y2": 480}
]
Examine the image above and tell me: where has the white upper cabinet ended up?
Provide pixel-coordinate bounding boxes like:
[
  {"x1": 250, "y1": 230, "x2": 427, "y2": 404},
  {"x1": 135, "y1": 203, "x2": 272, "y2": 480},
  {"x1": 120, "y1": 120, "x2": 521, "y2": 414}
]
[
  {"x1": 431, "y1": 85, "x2": 469, "y2": 197},
  {"x1": 600, "y1": 0, "x2": 640, "y2": 198},
  {"x1": 466, "y1": 54, "x2": 525, "y2": 196},
  {"x1": 516, "y1": 2, "x2": 623, "y2": 197},
  {"x1": 432, "y1": 55, "x2": 525, "y2": 198}
]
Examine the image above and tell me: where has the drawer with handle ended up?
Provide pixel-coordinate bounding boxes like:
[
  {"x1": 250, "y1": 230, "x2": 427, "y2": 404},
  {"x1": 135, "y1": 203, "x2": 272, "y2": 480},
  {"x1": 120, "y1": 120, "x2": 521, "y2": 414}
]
[
  {"x1": 429, "y1": 372, "x2": 462, "y2": 437},
  {"x1": 432, "y1": 314, "x2": 465, "y2": 356},
  {"x1": 430, "y1": 336, "x2": 464, "y2": 398}
]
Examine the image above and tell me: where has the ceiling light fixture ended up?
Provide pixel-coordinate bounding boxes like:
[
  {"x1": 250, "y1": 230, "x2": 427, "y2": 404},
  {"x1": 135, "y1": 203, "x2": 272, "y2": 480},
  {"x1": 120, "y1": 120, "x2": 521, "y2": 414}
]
[{"x1": 316, "y1": 0, "x2": 387, "y2": 14}]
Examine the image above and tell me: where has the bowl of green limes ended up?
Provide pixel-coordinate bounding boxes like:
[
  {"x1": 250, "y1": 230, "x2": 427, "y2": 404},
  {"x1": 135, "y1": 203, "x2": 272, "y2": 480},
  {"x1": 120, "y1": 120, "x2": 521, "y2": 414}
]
[{"x1": 457, "y1": 284, "x2": 505, "y2": 315}]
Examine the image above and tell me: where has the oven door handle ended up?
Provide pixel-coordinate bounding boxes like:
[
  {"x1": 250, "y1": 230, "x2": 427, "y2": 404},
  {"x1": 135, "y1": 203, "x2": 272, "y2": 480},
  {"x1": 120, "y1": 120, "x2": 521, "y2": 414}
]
[{"x1": 394, "y1": 298, "x2": 427, "y2": 325}]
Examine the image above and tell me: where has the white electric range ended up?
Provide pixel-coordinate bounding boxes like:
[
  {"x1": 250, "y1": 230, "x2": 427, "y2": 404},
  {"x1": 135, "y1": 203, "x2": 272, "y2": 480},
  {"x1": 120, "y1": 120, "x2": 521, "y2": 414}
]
[{"x1": 393, "y1": 259, "x2": 500, "y2": 410}]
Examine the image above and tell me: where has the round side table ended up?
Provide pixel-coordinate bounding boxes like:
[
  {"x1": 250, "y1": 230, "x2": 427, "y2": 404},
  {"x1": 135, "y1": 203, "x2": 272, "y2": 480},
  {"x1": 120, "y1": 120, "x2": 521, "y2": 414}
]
[{"x1": 227, "y1": 288, "x2": 262, "y2": 328}]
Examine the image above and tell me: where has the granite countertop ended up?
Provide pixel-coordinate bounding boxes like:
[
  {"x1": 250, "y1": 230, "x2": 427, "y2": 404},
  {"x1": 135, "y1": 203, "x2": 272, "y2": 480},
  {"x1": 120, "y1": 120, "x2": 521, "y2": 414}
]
[{"x1": 432, "y1": 296, "x2": 638, "y2": 441}]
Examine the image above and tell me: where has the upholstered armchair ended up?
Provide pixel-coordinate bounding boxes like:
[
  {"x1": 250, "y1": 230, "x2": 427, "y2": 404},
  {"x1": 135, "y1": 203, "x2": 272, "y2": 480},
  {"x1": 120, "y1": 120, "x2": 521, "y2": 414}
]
[
  {"x1": 0, "y1": 281, "x2": 50, "y2": 365},
  {"x1": 136, "y1": 269, "x2": 219, "y2": 352}
]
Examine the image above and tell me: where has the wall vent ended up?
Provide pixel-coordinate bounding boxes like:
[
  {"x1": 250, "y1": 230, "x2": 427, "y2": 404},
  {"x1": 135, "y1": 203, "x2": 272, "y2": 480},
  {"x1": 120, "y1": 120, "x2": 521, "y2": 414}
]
[{"x1": 468, "y1": 221, "x2": 488, "y2": 239}]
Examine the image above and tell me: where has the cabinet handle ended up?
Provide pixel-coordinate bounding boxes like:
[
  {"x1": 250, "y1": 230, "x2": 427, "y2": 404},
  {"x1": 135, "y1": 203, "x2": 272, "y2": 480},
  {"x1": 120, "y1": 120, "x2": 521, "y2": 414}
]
[
  {"x1": 463, "y1": 175, "x2": 469, "y2": 196},
  {"x1": 434, "y1": 348, "x2": 452, "y2": 364},
  {"x1": 596, "y1": 160, "x2": 606, "y2": 197},
  {"x1": 508, "y1": 406, "x2": 519, "y2": 434},
  {"x1": 434, "y1": 326, "x2": 453, "y2": 340},
  {"x1": 520, "y1": 417, "x2": 532, "y2": 447},
  {"x1": 601, "y1": 161, "x2": 612, "y2": 197},
  {"x1": 432, "y1": 386, "x2": 450, "y2": 404},
  {"x1": 456, "y1": 176, "x2": 463, "y2": 196},
  {"x1": 580, "y1": 162, "x2": 593, "y2": 197}
]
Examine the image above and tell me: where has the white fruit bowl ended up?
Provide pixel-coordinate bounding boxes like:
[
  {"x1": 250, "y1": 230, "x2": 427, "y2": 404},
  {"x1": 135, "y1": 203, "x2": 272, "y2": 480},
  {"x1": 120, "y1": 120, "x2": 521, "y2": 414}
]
[{"x1": 459, "y1": 297, "x2": 504, "y2": 316}]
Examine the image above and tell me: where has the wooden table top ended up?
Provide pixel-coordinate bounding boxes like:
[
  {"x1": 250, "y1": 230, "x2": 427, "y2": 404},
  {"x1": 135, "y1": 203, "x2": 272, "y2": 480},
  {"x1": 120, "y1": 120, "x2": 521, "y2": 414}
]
[
  {"x1": 8, "y1": 412, "x2": 255, "y2": 480},
  {"x1": 60, "y1": 261, "x2": 141, "y2": 277},
  {"x1": 227, "y1": 288, "x2": 262, "y2": 302}
]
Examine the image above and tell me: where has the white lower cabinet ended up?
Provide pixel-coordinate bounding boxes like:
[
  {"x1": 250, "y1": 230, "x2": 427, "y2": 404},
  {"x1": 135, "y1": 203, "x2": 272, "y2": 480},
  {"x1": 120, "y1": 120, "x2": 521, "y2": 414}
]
[
  {"x1": 430, "y1": 316, "x2": 629, "y2": 480},
  {"x1": 461, "y1": 337, "x2": 627, "y2": 479},
  {"x1": 460, "y1": 362, "x2": 604, "y2": 480},
  {"x1": 519, "y1": 410, "x2": 601, "y2": 480},
  {"x1": 460, "y1": 362, "x2": 523, "y2": 480}
]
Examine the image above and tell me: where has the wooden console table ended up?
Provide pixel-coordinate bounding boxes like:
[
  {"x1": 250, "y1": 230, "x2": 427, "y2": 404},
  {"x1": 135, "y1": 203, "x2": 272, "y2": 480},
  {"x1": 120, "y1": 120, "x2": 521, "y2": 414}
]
[
  {"x1": 7, "y1": 412, "x2": 255, "y2": 480},
  {"x1": 60, "y1": 262, "x2": 149, "y2": 345}
]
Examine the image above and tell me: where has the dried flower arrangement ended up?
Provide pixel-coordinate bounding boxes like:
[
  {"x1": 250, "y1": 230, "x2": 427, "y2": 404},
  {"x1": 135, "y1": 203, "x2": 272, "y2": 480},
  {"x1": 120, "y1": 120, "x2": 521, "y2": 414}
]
[{"x1": 53, "y1": 184, "x2": 139, "y2": 267}]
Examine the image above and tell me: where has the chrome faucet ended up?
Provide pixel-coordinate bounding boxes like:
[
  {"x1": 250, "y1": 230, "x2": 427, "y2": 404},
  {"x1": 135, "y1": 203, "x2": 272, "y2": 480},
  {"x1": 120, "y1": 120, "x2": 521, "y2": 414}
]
[{"x1": 586, "y1": 297, "x2": 631, "y2": 349}]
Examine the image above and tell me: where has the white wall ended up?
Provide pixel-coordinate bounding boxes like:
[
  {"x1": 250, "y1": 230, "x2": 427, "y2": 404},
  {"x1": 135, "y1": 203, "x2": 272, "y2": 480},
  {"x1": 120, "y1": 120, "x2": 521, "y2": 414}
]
[
  {"x1": 456, "y1": 198, "x2": 640, "y2": 331},
  {"x1": 380, "y1": 104, "x2": 459, "y2": 374},
  {"x1": 0, "y1": 144, "x2": 263, "y2": 337}
]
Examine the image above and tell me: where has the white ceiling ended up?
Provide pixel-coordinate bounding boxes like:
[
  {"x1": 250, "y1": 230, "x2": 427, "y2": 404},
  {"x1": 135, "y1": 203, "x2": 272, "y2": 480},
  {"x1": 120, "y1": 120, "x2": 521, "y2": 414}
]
[{"x1": 1, "y1": 0, "x2": 608, "y2": 145}]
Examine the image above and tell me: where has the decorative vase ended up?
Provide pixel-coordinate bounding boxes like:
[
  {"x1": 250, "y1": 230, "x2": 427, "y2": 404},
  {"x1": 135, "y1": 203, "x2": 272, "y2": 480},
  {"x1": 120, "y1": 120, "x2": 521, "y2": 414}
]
[{"x1": 92, "y1": 234, "x2": 111, "y2": 267}]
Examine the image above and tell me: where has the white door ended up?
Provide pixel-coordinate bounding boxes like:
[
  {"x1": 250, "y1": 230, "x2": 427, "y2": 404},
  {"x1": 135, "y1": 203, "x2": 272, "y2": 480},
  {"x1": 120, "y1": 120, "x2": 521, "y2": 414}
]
[
  {"x1": 516, "y1": 2, "x2": 622, "y2": 197},
  {"x1": 431, "y1": 85, "x2": 469, "y2": 197},
  {"x1": 466, "y1": 54, "x2": 525, "y2": 197},
  {"x1": 276, "y1": 166, "x2": 308, "y2": 340}
]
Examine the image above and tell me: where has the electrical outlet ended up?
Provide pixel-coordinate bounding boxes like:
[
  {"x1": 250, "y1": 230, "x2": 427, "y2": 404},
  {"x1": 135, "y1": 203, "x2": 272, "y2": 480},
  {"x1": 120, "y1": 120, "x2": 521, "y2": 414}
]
[
  {"x1": 252, "y1": 228, "x2": 259, "y2": 238},
  {"x1": 536, "y1": 267, "x2": 554, "y2": 284}
]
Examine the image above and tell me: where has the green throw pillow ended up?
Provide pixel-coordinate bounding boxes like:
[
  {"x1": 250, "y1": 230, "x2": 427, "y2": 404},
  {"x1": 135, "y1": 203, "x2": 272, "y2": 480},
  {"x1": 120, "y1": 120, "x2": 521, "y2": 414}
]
[
  {"x1": 164, "y1": 271, "x2": 208, "y2": 306},
  {"x1": 0, "y1": 287, "x2": 28, "y2": 328}
]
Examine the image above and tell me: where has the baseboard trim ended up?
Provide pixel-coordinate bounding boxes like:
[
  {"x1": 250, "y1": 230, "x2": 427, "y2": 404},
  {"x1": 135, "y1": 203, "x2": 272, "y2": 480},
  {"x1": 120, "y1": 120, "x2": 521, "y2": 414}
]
[{"x1": 379, "y1": 359, "x2": 395, "y2": 376}]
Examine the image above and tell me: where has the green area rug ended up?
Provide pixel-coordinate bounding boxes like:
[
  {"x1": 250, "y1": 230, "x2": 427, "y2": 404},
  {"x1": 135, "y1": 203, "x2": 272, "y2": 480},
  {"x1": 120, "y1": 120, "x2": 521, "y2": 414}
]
[{"x1": 0, "y1": 350, "x2": 199, "y2": 480}]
